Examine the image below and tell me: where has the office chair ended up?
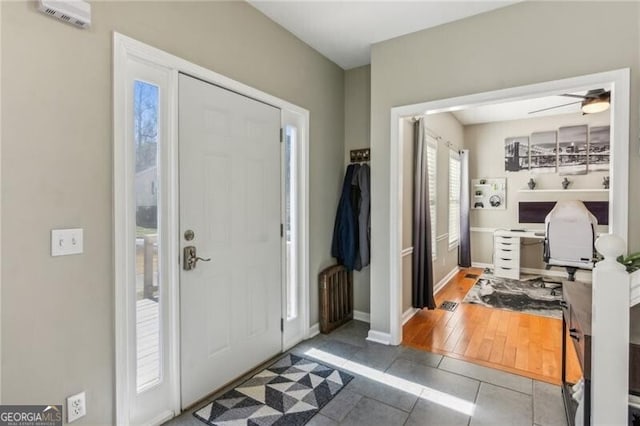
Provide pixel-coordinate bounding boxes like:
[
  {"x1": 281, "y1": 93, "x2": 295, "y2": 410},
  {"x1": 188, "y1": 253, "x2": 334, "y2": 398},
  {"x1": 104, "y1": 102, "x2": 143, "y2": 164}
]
[{"x1": 543, "y1": 200, "x2": 597, "y2": 283}]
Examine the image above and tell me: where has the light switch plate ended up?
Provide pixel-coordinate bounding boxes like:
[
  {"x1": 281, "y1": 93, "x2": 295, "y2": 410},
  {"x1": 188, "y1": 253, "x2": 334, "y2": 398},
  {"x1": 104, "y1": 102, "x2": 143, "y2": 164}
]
[{"x1": 51, "y1": 228, "x2": 83, "y2": 256}]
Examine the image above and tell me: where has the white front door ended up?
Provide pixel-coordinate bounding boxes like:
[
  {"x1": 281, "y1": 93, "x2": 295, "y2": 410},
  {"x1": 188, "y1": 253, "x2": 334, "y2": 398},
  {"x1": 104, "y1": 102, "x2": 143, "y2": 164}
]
[{"x1": 179, "y1": 74, "x2": 283, "y2": 408}]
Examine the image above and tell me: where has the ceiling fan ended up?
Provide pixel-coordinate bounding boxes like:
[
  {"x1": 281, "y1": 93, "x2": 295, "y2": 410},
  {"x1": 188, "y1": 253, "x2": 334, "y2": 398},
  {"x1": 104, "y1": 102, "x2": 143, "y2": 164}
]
[{"x1": 528, "y1": 89, "x2": 611, "y2": 115}]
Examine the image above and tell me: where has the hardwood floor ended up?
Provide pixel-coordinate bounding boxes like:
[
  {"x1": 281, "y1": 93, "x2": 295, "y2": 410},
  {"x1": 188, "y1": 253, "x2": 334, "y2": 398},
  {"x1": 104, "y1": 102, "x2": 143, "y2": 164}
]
[{"x1": 403, "y1": 267, "x2": 582, "y2": 385}]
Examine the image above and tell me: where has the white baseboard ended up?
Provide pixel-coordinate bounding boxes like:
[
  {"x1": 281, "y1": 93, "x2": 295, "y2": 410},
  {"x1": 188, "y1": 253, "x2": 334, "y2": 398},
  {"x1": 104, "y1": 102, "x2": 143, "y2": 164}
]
[
  {"x1": 402, "y1": 307, "x2": 419, "y2": 325},
  {"x1": 472, "y1": 262, "x2": 593, "y2": 282},
  {"x1": 148, "y1": 410, "x2": 175, "y2": 426},
  {"x1": 472, "y1": 262, "x2": 492, "y2": 270},
  {"x1": 366, "y1": 330, "x2": 391, "y2": 345},
  {"x1": 308, "y1": 323, "x2": 320, "y2": 338},
  {"x1": 353, "y1": 310, "x2": 370, "y2": 323},
  {"x1": 631, "y1": 270, "x2": 640, "y2": 307},
  {"x1": 308, "y1": 312, "x2": 369, "y2": 339},
  {"x1": 398, "y1": 267, "x2": 458, "y2": 326},
  {"x1": 434, "y1": 266, "x2": 460, "y2": 294}
]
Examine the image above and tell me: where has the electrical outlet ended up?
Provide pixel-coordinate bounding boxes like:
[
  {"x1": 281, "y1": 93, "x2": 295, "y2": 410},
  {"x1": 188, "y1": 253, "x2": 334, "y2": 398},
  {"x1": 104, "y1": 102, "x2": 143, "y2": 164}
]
[{"x1": 67, "y1": 391, "x2": 86, "y2": 423}]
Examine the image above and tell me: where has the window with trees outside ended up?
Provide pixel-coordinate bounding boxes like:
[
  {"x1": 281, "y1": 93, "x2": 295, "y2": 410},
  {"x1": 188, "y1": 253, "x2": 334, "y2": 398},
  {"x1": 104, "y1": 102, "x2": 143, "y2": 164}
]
[{"x1": 133, "y1": 80, "x2": 162, "y2": 393}]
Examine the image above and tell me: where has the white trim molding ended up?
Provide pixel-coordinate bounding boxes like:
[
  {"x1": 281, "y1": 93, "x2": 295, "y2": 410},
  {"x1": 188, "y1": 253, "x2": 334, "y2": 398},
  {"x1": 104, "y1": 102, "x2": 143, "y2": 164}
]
[
  {"x1": 631, "y1": 270, "x2": 640, "y2": 307},
  {"x1": 434, "y1": 267, "x2": 460, "y2": 294},
  {"x1": 353, "y1": 310, "x2": 371, "y2": 323},
  {"x1": 399, "y1": 267, "x2": 459, "y2": 328},
  {"x1": 471, "y1": 262, "x2": 492, "y2": 270},
  {"x1": 113, "y1": 33, "x2": 310, "y2": 425},
  {"x1": 402, "y1": 308, "x2": 419, "y2": 325},
  {"x1": 436, "y1": 233, "x2": 448, "y2": 242},
  {"x1": 470, "y1": 227, "x2": 498, "y2": 233},
  {"x1": 307, "y1": 323, "x2": 320, "y2": 339},
  {"x1": 388, "y1": 69, "x2": 630, "y2": 346},
  {"x1": 0, "y1": 1, "x2": 3, "y2": 403},
  {"x1": 401, "y1": 247, "x2": 413, "y2": 257},
  {"x1": 471, "y1": 262, "x2": 593, "y2": 282},
  {"x1": 366, "y1": 330, "x2": 392, "y2": 345}
]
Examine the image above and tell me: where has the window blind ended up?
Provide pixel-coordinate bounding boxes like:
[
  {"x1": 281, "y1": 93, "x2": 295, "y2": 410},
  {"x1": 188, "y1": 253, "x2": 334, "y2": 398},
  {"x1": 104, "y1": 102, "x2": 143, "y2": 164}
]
[
  {"x1": 426, "y1": 137, "x2": 437, "y2": 258},
  {"x1": 448, "y1": 151, "x2": 461, "y2": 247}
]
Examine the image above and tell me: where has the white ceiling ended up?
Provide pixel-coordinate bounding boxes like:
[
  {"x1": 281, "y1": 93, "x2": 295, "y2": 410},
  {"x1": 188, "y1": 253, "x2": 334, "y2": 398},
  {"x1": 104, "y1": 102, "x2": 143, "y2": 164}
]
[
  {"x1": 448, "y1": 86, "x2": 611, "y2": 125},
  {"x1": 247, "y1": 1, "x2": 608, "y2": 125},
  {"x1": 450, "y1": 95, "x2": 584, "y2": 125},
  {"x1": 248, "y1": 1, "x2": 519, "y2": 70}
]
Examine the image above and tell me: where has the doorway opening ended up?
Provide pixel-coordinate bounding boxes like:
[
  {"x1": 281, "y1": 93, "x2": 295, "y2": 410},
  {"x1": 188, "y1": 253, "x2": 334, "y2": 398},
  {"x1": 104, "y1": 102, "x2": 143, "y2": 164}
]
[
  {"x1": 387, "y1": 69, "x2": 630, "y2": 378},
  {"x1": 114, "y1": 33, "x2": 310, "y2": 425}
]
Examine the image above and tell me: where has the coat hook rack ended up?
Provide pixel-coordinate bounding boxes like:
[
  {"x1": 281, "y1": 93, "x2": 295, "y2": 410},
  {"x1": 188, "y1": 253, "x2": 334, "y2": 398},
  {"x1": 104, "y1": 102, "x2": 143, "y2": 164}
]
[{"x1": 350, "y1": 148, "x2": 370, "y2": 163}]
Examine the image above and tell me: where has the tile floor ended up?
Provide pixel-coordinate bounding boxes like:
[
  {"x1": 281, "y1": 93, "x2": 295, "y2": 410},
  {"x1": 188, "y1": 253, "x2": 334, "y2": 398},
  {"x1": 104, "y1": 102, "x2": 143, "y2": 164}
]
[{"x1": 165, "y1": 320, "x2": 568, "y2": 426}]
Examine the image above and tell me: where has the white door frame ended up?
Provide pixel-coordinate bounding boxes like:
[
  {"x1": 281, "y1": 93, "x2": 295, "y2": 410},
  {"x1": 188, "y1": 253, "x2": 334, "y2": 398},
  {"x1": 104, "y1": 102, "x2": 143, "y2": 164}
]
[
  {"x1": 113, "y1": 32, "x2": 310, "y2": 425},
  {"x1": 387, "y1": 68, "x2": 630, "y2": 345},
  {"x1": 0, "y1": 3, "x2": 4, "y2": 404}
]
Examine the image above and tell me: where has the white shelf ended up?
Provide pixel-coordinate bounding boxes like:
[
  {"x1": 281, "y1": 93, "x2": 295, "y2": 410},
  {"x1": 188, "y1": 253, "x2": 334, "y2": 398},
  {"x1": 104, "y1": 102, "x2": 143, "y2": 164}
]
[{"x1": 518, "y1": 189, "x2": 608, "y2": 193}]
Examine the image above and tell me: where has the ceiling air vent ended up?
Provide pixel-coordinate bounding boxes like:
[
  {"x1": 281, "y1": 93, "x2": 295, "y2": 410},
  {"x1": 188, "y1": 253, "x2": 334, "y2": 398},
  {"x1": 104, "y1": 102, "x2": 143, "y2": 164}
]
[{"x1": 37, "y1": 0, "x2": 91, "y2": 29}]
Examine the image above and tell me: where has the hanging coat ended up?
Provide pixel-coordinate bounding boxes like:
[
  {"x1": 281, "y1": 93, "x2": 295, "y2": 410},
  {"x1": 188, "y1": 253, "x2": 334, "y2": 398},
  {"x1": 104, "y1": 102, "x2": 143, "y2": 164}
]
[
  {"x1": 355, "y1": 164, "x2": 371, "y2": 269},
  {"x1": 331, "y1": 164, "x2": 360, "y2": 271}
]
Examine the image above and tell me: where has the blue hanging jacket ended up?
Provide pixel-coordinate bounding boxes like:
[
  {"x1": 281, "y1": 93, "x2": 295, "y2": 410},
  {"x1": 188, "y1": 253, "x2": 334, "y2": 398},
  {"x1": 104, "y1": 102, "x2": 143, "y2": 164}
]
[{"x1": 331, "y1": 164, "x2": 360, "y2": 271}]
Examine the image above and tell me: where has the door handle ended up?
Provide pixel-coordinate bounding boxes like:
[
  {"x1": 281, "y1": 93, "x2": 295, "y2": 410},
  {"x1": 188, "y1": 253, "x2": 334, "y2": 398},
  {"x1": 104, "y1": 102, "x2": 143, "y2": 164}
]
[{"x1": 183, "y1": 245, "x2": 211, "y2": 271}]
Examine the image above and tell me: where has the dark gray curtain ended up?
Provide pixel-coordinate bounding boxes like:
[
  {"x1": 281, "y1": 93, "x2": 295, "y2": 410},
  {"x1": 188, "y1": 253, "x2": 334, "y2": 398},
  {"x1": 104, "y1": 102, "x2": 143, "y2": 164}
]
[
  {"x1": 412, "y1": 119, "x2": 436, "y2": 310},
  {"x1": 458, "y1": 149, "x2": 471, "y2": 267}
]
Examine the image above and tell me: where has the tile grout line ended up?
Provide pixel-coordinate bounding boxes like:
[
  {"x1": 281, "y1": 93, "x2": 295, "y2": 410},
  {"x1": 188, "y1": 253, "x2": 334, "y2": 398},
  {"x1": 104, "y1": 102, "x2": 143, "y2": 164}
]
[
  {"x1": 435, "y1": 353, "x2": 444, "y2": 369},
  {"x1": 468, "y1": 380, "x2": 482, "y2": 426},
  {"x1": 436, "y1": 355, "x2": 538, "y2": 397}
]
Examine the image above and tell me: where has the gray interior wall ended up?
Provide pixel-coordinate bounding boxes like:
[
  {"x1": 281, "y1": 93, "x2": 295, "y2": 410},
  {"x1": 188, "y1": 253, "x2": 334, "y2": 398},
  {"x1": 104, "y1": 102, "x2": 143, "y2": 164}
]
[
  {"x1": 465, "y1": 112, "x2": 610, "y2": 270},
  {"x1": 369, "y1": 1, "x2": 640, "y2": 335},
  {"x1": 344, "y1": 65, "x2": 371, "y2": 314},
  {"x1": 1, "y1": 1, "x2": 344, "y2": 422}
]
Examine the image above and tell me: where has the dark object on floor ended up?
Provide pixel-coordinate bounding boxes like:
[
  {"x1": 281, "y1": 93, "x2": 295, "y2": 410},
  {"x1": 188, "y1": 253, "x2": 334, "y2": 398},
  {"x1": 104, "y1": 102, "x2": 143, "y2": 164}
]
[
  {"x1": 630, "y1": 404, "x2": 640, "y2": 426},
  {"x1": 193, "y1": 354, "x2": 353, "y2": 426},
  {"x1": 462, "y1": 273, "x2": 563, "y2": 319},
  {"x1": 541, "y1": 277, "x2": 563, "y2": 296},
  {"x1": 439, "y1": 301, "x2": 458, "y2": 312},
  {"x1": 319, "y1": 264, "x2": 353, "y2": 334},
  {"x1": 464, "y1": 273, "x2": 479, "y2": 279}
]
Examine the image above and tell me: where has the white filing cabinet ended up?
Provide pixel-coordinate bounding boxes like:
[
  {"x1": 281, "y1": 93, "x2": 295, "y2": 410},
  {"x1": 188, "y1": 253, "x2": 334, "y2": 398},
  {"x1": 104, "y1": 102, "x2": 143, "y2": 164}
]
[
  {"x1": 493, "y1": 229, "x2": 545, "y2": 280},
  {"x1": 494, "y1": 231, "x2": 521, "y2": 279}
]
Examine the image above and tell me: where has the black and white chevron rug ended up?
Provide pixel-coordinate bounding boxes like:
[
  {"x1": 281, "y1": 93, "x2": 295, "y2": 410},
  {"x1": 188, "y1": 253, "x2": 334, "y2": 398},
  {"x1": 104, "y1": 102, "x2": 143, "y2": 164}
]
[{"x1": 193, "y1": 353, "x2": 353, "y2": 426}]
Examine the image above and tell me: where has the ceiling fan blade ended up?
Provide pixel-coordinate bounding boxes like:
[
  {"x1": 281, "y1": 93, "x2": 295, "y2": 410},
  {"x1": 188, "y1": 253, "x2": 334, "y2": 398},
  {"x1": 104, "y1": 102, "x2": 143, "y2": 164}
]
[
  {"x1": 560, "y1": 89, "x2": 609, "y2": 100},
  {"x1": 585, "y1": 89, "x2": 608, "y2": 98},
  {"x1": 528, "y1": 100, "x2": 582, "y2": 115},
  {"x1": 559, "y1": 93, "x2": 588, "y2": 99}
]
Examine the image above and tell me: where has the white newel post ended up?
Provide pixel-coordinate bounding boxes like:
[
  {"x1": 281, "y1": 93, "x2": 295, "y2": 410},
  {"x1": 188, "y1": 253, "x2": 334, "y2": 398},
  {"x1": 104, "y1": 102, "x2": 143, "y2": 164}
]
[{"x1": 592, "y1": 234, "x2": 630, "y2": 425}]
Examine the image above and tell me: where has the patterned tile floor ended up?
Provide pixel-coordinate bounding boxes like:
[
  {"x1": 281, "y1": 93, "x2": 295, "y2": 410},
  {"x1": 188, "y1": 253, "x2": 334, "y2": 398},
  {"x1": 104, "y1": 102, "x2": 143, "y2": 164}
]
[{"x1": 165, "y1": 320, "x2": 568, "y2": 426}]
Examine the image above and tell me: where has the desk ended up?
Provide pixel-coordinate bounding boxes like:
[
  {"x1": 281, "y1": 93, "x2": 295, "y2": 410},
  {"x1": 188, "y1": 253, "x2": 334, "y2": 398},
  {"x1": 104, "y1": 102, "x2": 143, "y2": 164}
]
[
  {"x1": 560, "y1": 280, "x2": 640, "y2": 425},
  {"x1": 493, "y1": 229, "x2": 545, "y2": 280}
]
